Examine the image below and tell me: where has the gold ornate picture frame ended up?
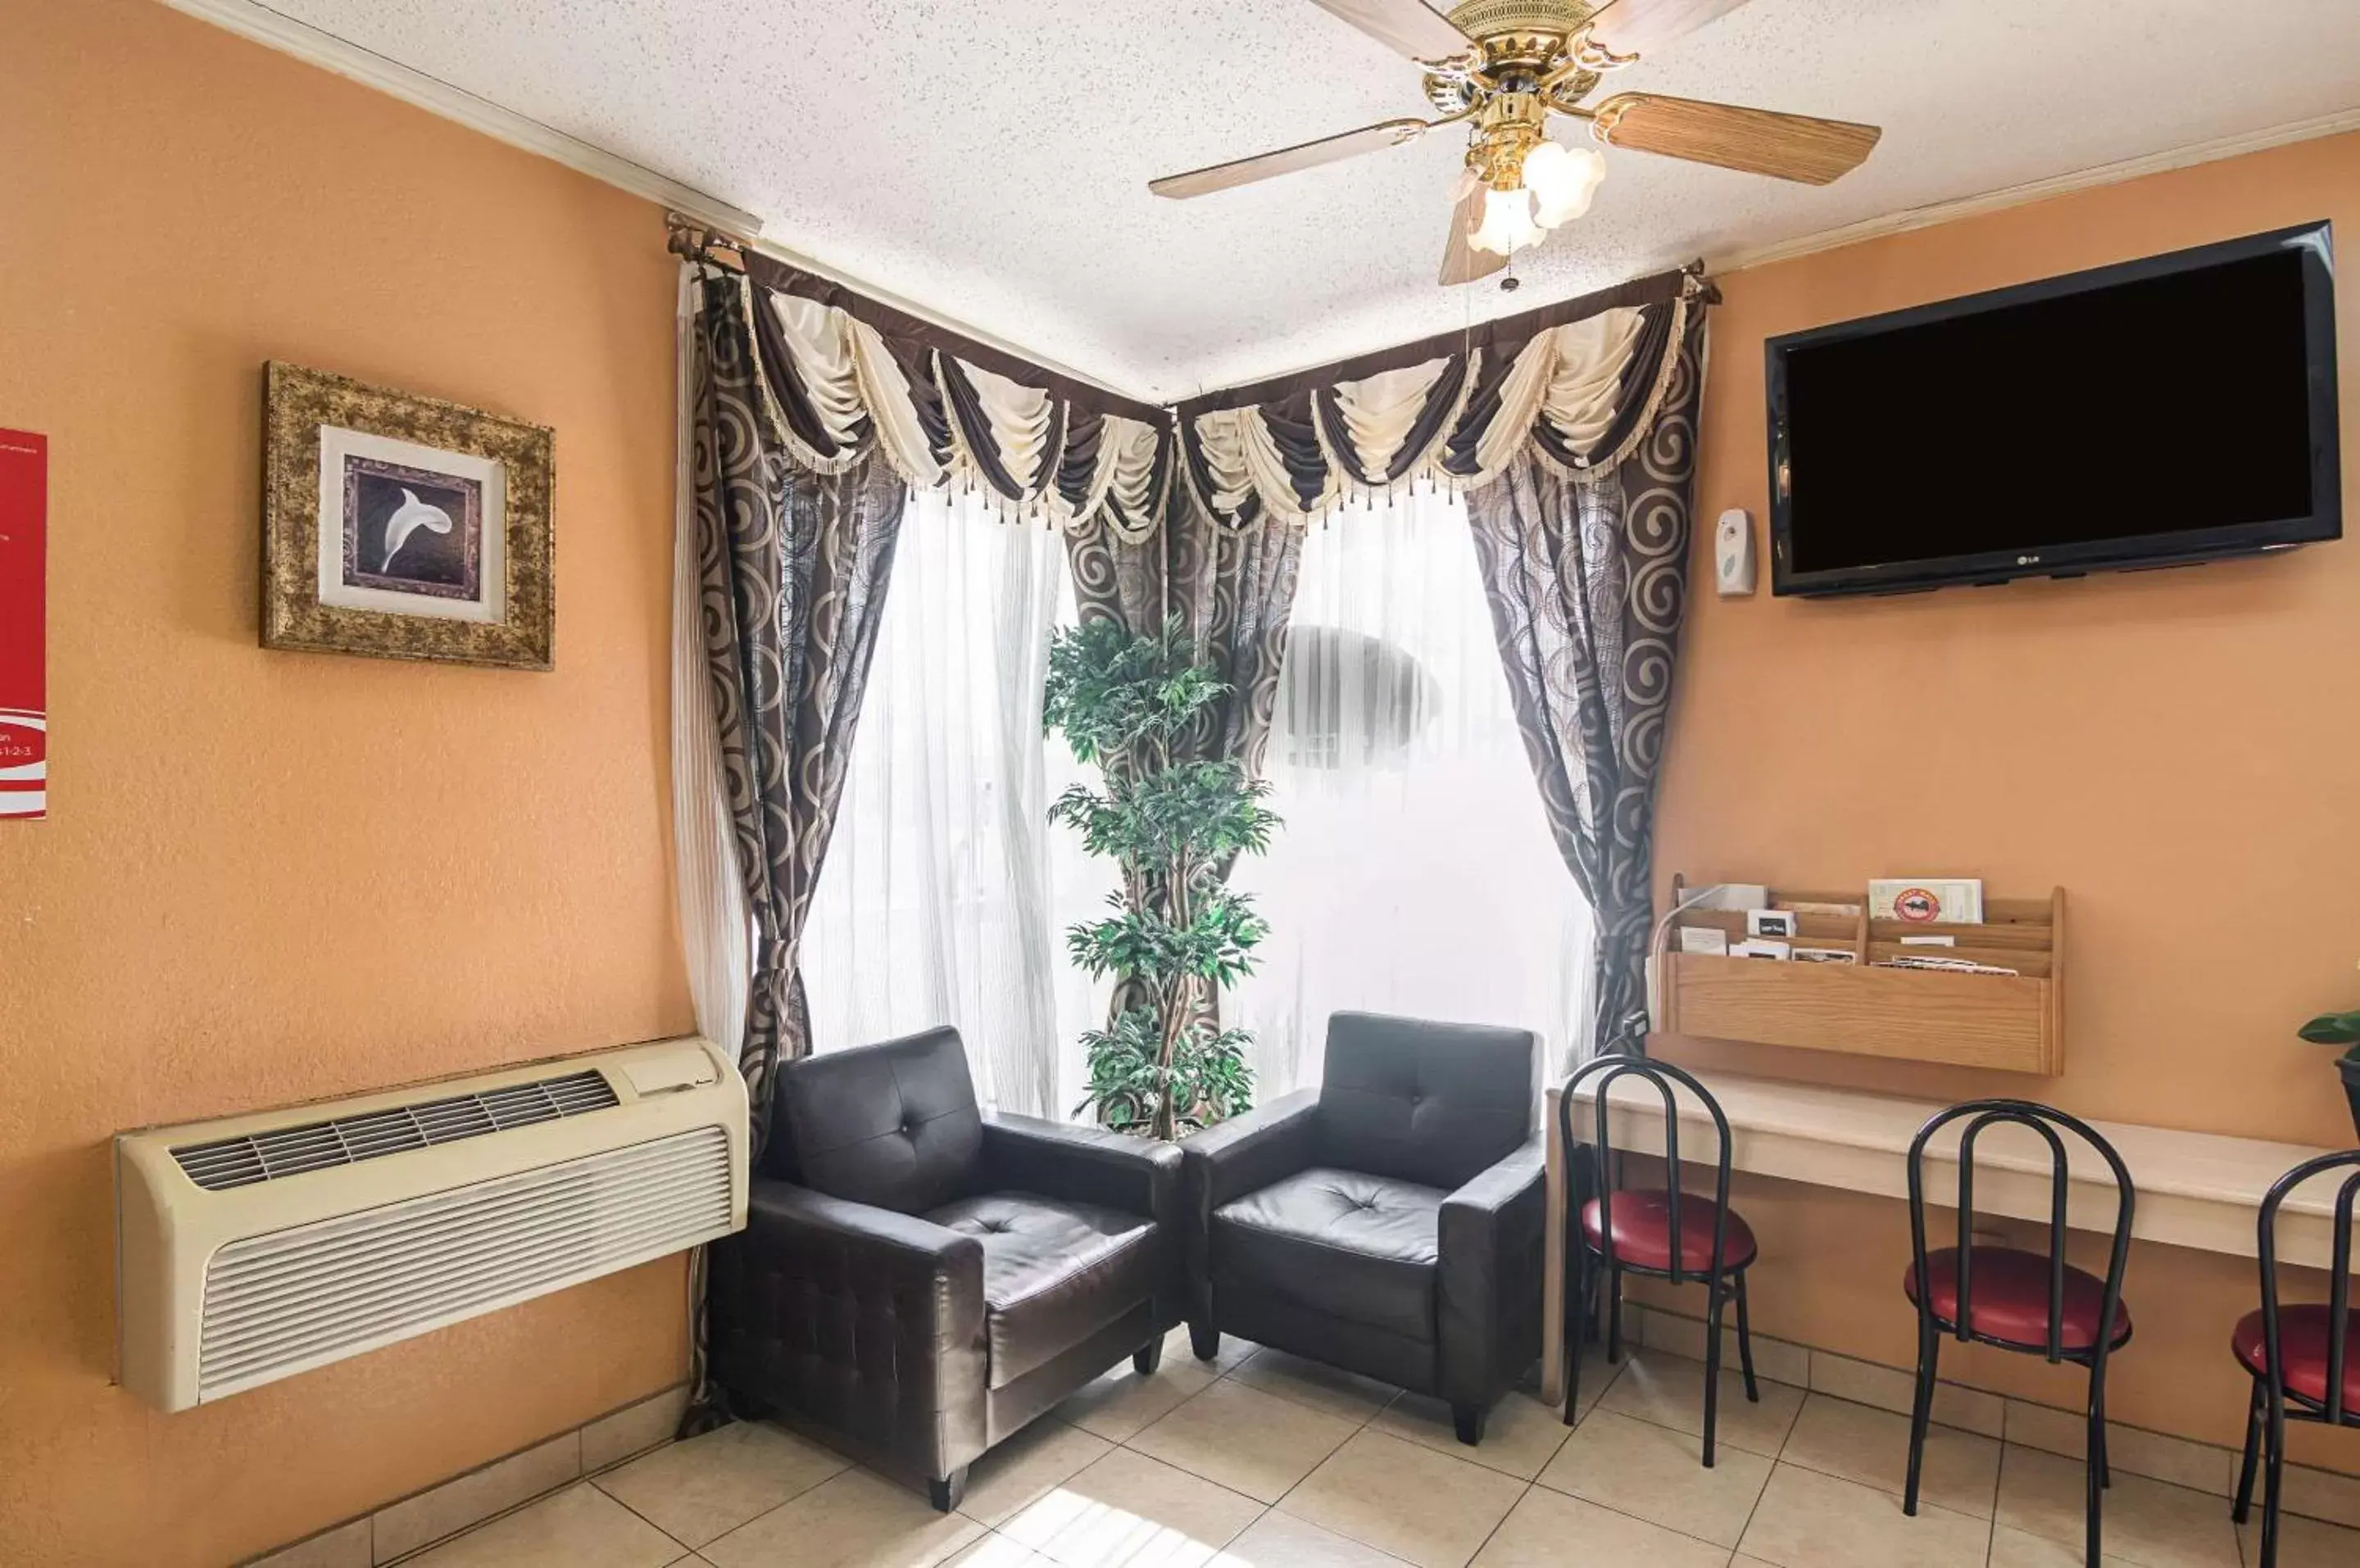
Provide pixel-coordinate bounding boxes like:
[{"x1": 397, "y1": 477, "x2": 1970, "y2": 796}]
[{"x1": 262, "y1": 362, "x2": 554, "y2": 669}]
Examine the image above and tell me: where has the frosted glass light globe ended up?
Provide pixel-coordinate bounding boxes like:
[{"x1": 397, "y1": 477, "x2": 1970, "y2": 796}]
[
  {"x1": 1469, "y1": 186, "x2": 1544, "y2": 256},
  {"x1": 1523, "y1": 140, "x2": 1607, "y2": 229}
]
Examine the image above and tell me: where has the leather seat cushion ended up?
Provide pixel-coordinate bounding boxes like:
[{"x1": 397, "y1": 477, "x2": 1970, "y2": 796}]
[
  {"x1": 2232, "y1": 1305, "x2": 2360, "y2": 1411},
  {"x1": 1212, "y1": 1167, "x2": 1444, "y2": 1344},
  {"x1": 1582, "y1": 1190, "x2": 1757, "y2": 1274},
  {"x1": 1904, "y1": 1246, "x2": 2131, "y2": 1352},
  {"x1": 928, "y1": 1191, "x2": 1160, "y2": 1390}
]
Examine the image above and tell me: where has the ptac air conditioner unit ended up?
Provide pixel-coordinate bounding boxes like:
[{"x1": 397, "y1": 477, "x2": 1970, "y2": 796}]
[{"x1": 116, "y1": 1036, "x2": 747, "y2": 1412}]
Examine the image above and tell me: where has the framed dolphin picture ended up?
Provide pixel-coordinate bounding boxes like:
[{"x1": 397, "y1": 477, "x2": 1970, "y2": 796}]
[{"x1": 261, "y1": 363, "x2": 553, "y2": 668}]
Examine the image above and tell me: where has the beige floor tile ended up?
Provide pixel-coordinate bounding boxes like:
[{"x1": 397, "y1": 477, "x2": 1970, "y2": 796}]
[
  {"x1": 700, "y1": 1468, "x2": 982, "y2": 1568},
  {"x1": 1557, "y1": 1338, "x2": 1628, "y2": 1422},
  {"x1": 945, "y1": 1536, "x2": 1058, "y2": 1567},
  {"x1": 1736, "y1": 1464, "x2": 1989, "y2": 1568},
  {"x1": 402, "y1": 1484, "x2": 683, "y2": 1568},
  {"x1": 1777, "y1": 1395, "x2": 2001, "y2": 1519},
  {"x1": 1533, "y1": 1409, "x2": 1770, "y2": 1548},
  {"x1": 1994, "y1": 1445, "x2": 2238, "y2": 1568},
  {"x1": 1167, "y1": 1325, "x2": 1258, "y2": 1375},
  {"x1": 594, "y1": 1419, "x2": 848, "y2": 1548},
  {"x1": 584, "y1": 1389, "x2": 692, "y2": 1474},
  {"x1": 1130, "y1": 1379, "x2": 1357, "y2": 1503},
  {"x1": 996, "y1": 1447, "x2": 1264, "y2": 1568},
  {"x1": 374, "y1": 1434, "x2": 583, "y2": 1562},
  {"x1": 1278, "y1": 1430, "x2": 1527, "y2": 1568},
  {"x1": 1593, "y1": 1352, "x2": 1803, "y2": 1461},
  {"x1": 1056, "y1": 1357, "x2": 1219, "y2": 1443},
  {"x1": 1227, "y1": 1348, "x2": 1399, "y2": 1424},
  {"x1": 1809, "y1": 1353, "x2": 2004, "y2": 1441},
  {"x1": 1470, "y1": 1485, "x2": 1734, "y2": 1568},
  {"x1": 2282, "y1": 1461, "x2": 2360, "y2": 1530},
  {"x1": 1372, "y1": 1390, "x2": 1571, "y2": 1481},
  {"x1": 2238, "y1": 1509, "x2": 2360, "y2": 1568},
  {"x1": 1986, "y1": 1523, "x2": 2141, "y2": 1566},
  {"x1": 1636, "y1": 1305, "x2": 1813, "y2": 1391},
  {"x1": 1214, "y1": 1509, "x2": 1414, "y2": 1567},
  {"x1": 958, "y1": 1421, "x2": 1114, "y2": 1529}
]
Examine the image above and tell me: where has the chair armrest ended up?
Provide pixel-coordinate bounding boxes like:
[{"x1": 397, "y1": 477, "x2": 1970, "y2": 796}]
[
  {"x1": 709, "y1": 1179, "x2": 987, "y2": 1457},
  {"x1": 1436, "y1": 1136, "x2": 1548, "y2": 1409},
  {"x1": 981, "y1": 1111, "x2": 1182, "y2": 1227},
  {"x1": 1180, "y1": 1088, "x2": 1321, "y2": 1213}
]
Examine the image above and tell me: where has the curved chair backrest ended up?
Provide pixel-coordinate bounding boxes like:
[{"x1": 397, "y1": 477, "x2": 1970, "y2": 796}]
[
  {"x1": 1560, "y1": 1055, "x2": 1734, "y2": 1286},
  {"x1": 1905, "y1": 1099, "x2": 2135, "y2": 1366},
  {"x1": 2257, "y1": 1149, "x2": 2360, "y2": 1425}
]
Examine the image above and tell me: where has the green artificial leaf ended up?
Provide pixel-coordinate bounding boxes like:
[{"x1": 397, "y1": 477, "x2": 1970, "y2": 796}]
[{"x1": 2297, "y1": 1009, "x2": 2360, "y2": 1045}]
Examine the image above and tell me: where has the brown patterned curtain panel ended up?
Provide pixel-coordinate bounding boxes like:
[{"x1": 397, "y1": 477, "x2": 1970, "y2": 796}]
[{"x1": 1464, "y1": 303, "x2": 1708, "y2": 1056}]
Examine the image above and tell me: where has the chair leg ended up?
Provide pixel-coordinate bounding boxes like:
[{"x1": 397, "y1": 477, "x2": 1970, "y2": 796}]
[
  {"x1": 1188, "y1": 1321, "x2": 1220, "y2": 1362},
  {"x1": 1606, "y1": 1266, "x2": 1624, "y2": 1364},
  {"x1": 2085, "y1": 1363, "x2": 2108, "y2": 1567},
  {"x1": 1904, "y1": 1312, "x2": 1940, "y2": 1517},
  {"x1": 2091, "y1": 1371, "x2": 2111, "y2": 1490},
  {"x1": 2260, "y1": 1397, "x2": 2287, "y2": 1568},
  {"x1": 1733, "y1": 1271, "x2": 1760, "y2": 1403},
  {"x1": 1453, "y1": 1403, "x2": 1487, "y2": 1445},
  {"x1": 1133, "y1": 1335, "x2": 1164, "y2": 1376},
  {"x1": 1563, "y1": 1238, "x2": 1589, "y2": 1428},
  {"x1": 1702, "y1": 1276, "x2": 1727, "y2": 1470},
  {"x1": 928, "y1": 1466, "x2": 969, "y2": 1513},
  {"x1": 2233, "y1": 1378, "x2": 2262, "y2": 1526}
]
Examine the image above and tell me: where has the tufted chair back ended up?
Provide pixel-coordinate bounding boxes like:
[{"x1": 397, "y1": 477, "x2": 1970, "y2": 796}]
[
  {"x1": 768, "y1": 1025, "x2": 984, "y2": 1213},
  {"x1": 1315, "y1": 1011, "x2": 1535, "y2": 1192}
]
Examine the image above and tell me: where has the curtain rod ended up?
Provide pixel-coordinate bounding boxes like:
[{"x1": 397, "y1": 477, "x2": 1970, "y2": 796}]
[{"x1": 666, "y1": 215, "x2": 1169, "y2": 426}]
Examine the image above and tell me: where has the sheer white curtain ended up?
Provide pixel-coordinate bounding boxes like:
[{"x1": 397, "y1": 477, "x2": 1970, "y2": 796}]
[
  {"x1": 1228, "y1": 488, "x2": 1594, "y2": 1098},
  {"x1": 800, "y1": 489, "x2": 1079, "y2": 1116}
]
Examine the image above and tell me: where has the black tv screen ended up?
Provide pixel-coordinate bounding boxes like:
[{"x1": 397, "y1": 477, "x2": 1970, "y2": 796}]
[{"x1": 1767, "y1": 222, "x2": 2340, "y2": 596}]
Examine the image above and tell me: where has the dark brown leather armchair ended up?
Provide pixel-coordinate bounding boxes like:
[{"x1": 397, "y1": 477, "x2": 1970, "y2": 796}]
[
  {"x1": 706, "y1": 1026, "x2": 1181, "y2": 1511},
  {"x1": 1180, "y1": 1011, "x2": 1545, "y2": 1444}
]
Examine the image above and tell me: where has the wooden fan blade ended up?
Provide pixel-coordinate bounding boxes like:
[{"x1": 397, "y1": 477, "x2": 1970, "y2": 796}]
[
  {"x1": 1581, "y1": 0, "x2": 1756, "y2": 60},
  {"x1": 1305, "y1": 0, "x2": 1474, "y2": 64},
  {"x1": 1440, "y1": 184, "x2": 1507, "y2": 286},
  {"x1": 1150, "y1": 118, "x2": 1432, "y2": 199},
  {"x1": 1591, "y1": 93, "x2": 1881, "y2": 184}
]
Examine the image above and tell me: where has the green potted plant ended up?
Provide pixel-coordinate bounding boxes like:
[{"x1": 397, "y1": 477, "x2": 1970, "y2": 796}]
[
  {"x1": 2298, "y1": 992, "x2": 2360, "y2": 1144},
  {"x1": 1043, "y1": 615, "x2": 1278, "y2": 1140}
]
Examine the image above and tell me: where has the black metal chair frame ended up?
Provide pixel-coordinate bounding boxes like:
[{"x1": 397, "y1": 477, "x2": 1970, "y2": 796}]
[
  {"x1": 2232, "y1": 1149, "x2": 2360, "y2": 1568},
  {"x1": 1904, "y1": 1099, "x2": 2135, "y2": 1567},
  {"x1": 1558, "y1": 1055, "x2": 1759, "y2": 1466}
]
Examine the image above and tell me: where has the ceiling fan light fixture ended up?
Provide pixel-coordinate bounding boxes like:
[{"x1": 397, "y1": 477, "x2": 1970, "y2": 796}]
[
  {"x1": 1523, "y1": 139, "x2": 1605, "y2": 227},
  {"x1": 1469, "y1": 184, "x2": 1543, "y2": 256}
]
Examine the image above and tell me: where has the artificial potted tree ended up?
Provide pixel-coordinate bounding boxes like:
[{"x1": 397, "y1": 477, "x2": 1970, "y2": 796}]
[
  {"x1": 2297, "y1": 998, "x2": 2360, "y2": 1144},
  {"x1": 1043, "y1": 615, "x2": 1278, "y2": 1140}
]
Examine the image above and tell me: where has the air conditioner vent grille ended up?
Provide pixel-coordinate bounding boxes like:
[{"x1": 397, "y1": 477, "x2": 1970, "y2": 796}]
[
  {"x1": 197, "y1": 1125, "x2": 733, "y2": 1401},
  {"x1": 170, "y1": 1070, "x2": 620, "y2": 1191}
]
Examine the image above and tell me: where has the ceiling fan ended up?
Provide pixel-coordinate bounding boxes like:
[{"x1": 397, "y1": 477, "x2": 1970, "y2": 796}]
[{"x1": 1149, "y1": 0, "x2": 1883, "y2": 285}]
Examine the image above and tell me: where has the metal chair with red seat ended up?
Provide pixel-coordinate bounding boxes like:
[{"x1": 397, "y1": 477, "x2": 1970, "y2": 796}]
[
  {"x1": 2231, "y1": 1149, "x2": 2360, "y2": 1568},
  {"x1": 1903, "y1": 1100, "x2": 2135, "y2": 1568},
  {"x1": 1557, "y1": 1055, "x2": 1759, "y2": 1466}
]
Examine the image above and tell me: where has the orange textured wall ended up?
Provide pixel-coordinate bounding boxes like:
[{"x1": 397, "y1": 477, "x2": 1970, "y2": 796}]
[
  {"x1": 1650, "y1": 129, "x2": 2360, "y2": 1466},
  {"x1": 0, "y1": 2, "x2": 693, "y2": 1562}
]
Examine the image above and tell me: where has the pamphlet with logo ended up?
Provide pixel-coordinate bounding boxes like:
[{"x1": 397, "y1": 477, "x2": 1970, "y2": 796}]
[{"x1": 1868, "y1": 877, "x2": 1983, "y2": 925}]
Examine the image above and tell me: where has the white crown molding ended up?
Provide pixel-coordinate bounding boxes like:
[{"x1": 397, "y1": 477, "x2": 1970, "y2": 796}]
[
  {"x1": 161, "y1": 0, "x2": 1159, "y2": 406},
  {"x1": 159, "y1": 0, "x2": 761, "y2": 232},
  {"x1": 1706, "y1": 107, "x2": 2360, "y2": 277}
]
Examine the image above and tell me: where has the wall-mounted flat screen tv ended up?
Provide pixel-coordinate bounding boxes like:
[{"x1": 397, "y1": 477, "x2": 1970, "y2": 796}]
[{"x1": 1767, "y1": 222, "x2": 2340, "y2": 597}]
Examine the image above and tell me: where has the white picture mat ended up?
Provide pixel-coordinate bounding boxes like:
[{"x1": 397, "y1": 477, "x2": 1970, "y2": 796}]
[{"x1": 315, "y1": 424, "x2": 506, "y2": 624}]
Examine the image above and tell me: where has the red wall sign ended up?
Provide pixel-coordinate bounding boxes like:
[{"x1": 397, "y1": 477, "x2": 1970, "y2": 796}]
[{"x1": 1, "y1": 429, "x2": 47, "y2": 820}]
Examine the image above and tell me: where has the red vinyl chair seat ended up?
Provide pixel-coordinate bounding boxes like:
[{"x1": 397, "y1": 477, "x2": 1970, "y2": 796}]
[
  {"x1": 2232, "y1": 1305, "x2": 2360, "y2": 1412},
  {"x1": 1904, "y1": 1246, "x2": 2131, "y2": 1352},
  {"x1": 1581, "y1": 1190, "x2": 1757, "y2": 1275}
]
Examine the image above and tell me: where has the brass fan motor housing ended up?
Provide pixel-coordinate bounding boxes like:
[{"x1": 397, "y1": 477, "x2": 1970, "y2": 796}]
[
  {"x1": 1446, "y1": 0, "x2": 1598, "y2": 37},
  {"x1": 1426, "y1": 0, "x2": 1606, "y2": 183}
]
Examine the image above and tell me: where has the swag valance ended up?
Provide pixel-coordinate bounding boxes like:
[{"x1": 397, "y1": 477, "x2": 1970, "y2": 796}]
[
  {"x1": 693, "y1": 238, "x2": 1708, "y2": 535},
  {"x1": 718, "y1": 249, "x2": 1174, "y2": 540}
]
